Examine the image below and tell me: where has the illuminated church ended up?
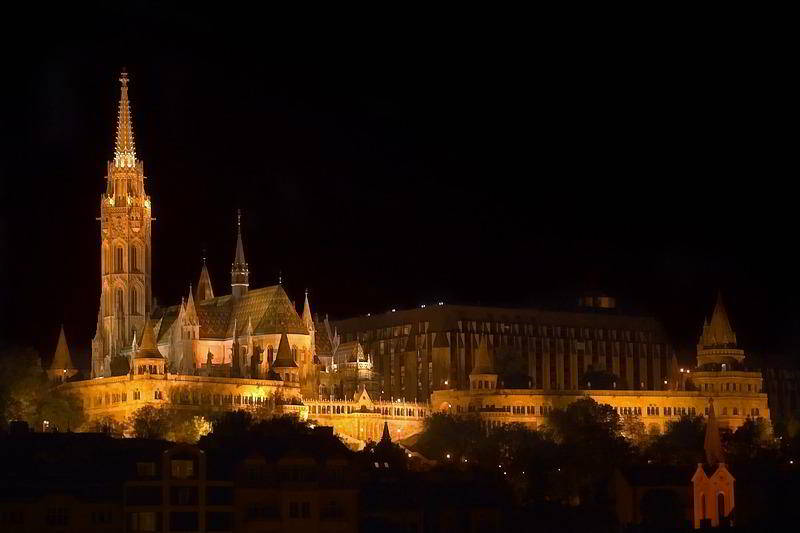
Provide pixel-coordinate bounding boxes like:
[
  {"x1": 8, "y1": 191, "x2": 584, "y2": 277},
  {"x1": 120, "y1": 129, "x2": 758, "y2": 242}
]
[{"x1": 52, "y1": 72, "x2": 769, "y2": 444}]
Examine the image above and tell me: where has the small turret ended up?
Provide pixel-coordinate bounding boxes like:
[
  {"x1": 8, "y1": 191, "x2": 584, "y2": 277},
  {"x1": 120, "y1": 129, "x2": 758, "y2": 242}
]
[
  {"x1": 469, "y1": 335, "x2": 497, "y2": 391},
  {"x1": 272, "y1": 332, "x2": 299, "y2": 383},
  {"x1": 48, "y1": 325, "x2": 78, "y2": 383},
  {"x1": 132, "y1": 318, "x2": 165, "y2": 376},
  {"x1": 696, "y1": 292, "x2": 745, "y2": 366}
]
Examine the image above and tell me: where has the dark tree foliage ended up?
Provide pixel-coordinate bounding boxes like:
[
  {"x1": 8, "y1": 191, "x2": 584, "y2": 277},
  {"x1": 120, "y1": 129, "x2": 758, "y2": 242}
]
[
  {"x1": 543, "y1": 398, "x2": 631, "y2": 504},
  {"x1": 0, "y1": 344, "x2": 86, "y2": 431},
  {"x1": 723, "y1": 417, "x2": 778, "y2": 464},
  {"x1": 644, "y1": 414, "x2": 706, "y2": 465}
]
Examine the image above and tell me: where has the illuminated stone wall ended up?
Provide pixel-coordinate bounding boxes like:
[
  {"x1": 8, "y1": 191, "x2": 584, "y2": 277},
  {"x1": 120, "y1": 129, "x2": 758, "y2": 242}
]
[
  {"x1": 61, "y1": 373, "x2": 302, "y2": 426},
  {"x1": 431, "y1": 387, "x2": 770, "y2": 433}
]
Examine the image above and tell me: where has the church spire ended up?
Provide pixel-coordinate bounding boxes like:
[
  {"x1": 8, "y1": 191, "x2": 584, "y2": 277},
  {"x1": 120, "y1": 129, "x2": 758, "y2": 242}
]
[
  {"x1": 196, "y1": 254, "x2": 214, "y2": 301},
  {"x1": 49, "y1": 325, "x2": 77, "y2": 383},
  {"x1": 704, "y1": 398, "x2": 724, "y2": 466},
  {"x1": 302, "y1": 289, "x2": 313, "y2": 330},
  {"x1": 231, "y1": 209, "x2": 249, "y2": 298},
  {"x1": 114, "y1": 69, "x2": 136, "y2": 168}
]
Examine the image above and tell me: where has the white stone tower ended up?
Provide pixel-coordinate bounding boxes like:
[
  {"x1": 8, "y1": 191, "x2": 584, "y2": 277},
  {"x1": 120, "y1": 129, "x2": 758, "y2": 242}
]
[{"x1": 92, "y1": 70, "x2": 153, "y2": 377}]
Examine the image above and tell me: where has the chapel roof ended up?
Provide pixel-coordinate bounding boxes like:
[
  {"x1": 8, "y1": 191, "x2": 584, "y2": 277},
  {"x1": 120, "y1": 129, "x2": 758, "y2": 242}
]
[{"x1": 154, "y1": 284, "x2": 308, "y2": 343}]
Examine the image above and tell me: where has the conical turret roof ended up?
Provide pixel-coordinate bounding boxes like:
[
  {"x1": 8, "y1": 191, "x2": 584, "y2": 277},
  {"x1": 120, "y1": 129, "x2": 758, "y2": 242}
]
[
  {"x1": 195, "y1": 260, "x2": 214, "y2": 301},
  {"x1": 273, "y1": 332, "x2": 298, "y2": 368},
  {"x1": 50, "y1": 325, "x2": 76, "y2": 371},
  {"x1": 134, "y1": 318, "x2": 163, "y2": 359},
  {"x1": 700, "y1": 292, "x2": 737, "y2": 348},
  {"x1": 380, "y1": 421, "x2": 392, "y2": 445},
  {"x1": 470, "y1": 336, "x2": 495, "y2": 375}
]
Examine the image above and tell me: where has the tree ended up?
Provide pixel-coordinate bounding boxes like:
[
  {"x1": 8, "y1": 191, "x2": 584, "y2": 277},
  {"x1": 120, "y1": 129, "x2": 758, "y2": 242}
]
[
  {"x1": 724, "y1": 417, "x2": 777, "y2": 463},
  {"x1": 645, "y1": 415, "x2": 705, "y2": 465},
  {"x1": 90, "y1": 415, "x2": 129, "y2": 437},
  {"x1": 415, "y1": 412, "x2": 484, "y2": 461},
  {"x1": 620, "y1": 413, "x2": 648, "y2": 449},
  {"x1": 543, "y1": 398, "x2": 631, "y2": 504},
  {"x1": 129, "y1": 405, "x2": 169, "y2": 439},
  {"x1": 0, "y1": 344, "x2": 85, "y2": 431}
]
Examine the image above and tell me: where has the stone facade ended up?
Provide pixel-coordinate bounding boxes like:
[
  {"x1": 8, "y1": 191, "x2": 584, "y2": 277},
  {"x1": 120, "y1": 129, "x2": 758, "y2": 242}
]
[
  {"x1": 49, "y1": 71, "x2": 770, "y2": 448},
  {"x1": 431, "y1": 295, "x2": 770, "y2": 433}
]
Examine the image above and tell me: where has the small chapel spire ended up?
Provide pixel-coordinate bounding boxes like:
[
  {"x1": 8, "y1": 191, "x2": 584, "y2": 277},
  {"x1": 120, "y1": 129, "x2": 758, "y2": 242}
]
[
  {"x1": 302, "y1": 289, "x2": 313, "y2": 331},
  {"x1": 114, "y1": 68, "x2": 136, "y2": 168},
  {"x1": 48, "y1": 325, "x2": 78, "y2": 383},
  {"x1": 231, "y1": 209, "x2": 249, "y2": 298},
  {"x1": 196, "y1": 253, "x2": 215, "y2": 301},
  {"x1": 704, "y1": 398, "x2": 724, "y2": 466}
]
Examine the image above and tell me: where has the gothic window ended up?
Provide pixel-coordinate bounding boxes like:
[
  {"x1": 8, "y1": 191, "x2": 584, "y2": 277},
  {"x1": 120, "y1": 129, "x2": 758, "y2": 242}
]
[
  {"x1": 115, "y1": 246, "x2": 123, "y2": 272},
  {"x1": 103, "y1": 245, "x2": 111, "y2": 274},
  {"x1": 131, "y1": 287, "x2": 138, "y2": 315},
  {"x1": 130, "y1": 245, "x2": 138, "y2": 272},
  {"x1": 116, "y1": 289, "x2": 124, "y2": 315}
]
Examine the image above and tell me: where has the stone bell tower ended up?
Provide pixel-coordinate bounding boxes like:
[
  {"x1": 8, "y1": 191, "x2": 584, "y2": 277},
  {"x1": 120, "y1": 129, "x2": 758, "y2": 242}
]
[{"x1": 92, "y1": 70, "x2": 153, "y2": 377}]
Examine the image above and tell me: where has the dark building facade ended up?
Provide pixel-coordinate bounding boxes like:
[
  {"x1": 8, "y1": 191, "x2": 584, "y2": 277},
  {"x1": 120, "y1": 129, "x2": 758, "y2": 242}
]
[{"x1": 332, "y1": 301, "x2": 675, "y2": 402}]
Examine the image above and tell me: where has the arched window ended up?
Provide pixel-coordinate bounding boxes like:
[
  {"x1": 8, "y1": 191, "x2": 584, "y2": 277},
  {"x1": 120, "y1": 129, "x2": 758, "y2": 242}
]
[
  {"x1": 717, "y1": 493, "x2": 725, "y2": 519},
  {"x1": 115, "y1": 246, "x2": 123, "y2": 272},
  {"x1": 267, "y1": 346, "x2": 274, "y2": 363},
  {"x1": 103, "y1": 245, "x2": 111, "y2": 274},
  {"x1": 116, "y1": 288, "x2": 124, "y2": 315},
  {"x1": 131, "y1": 287, "x2": 138, "y2": 315},
  {"x1": 130, "y1": 246, "x2": 138, "y2": 272}
]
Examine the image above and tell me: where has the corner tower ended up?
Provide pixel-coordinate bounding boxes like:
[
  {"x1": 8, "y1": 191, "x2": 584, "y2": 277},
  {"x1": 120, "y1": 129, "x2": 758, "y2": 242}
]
[{"x1": 92, "y1": 70, "x2": 153, "y2": 377}]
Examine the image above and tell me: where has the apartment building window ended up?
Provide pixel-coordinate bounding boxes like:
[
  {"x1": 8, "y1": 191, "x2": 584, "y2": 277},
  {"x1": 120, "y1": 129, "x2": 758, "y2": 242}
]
[
  {"x1": 171, "y1": 459, "x2": 194, "y2": 479},
  {"x1": 46, "y1": 508, "x2": 69, "y2": 526},
  {"x1": 129, "y1": 511, "x2": 157, "y2": 531},
  {"x1": 289, "y1": 502, "x2": 311, "y2": 519},
  {"x1": 136, "y1": 462, "x2": 156, "y2": 477}
]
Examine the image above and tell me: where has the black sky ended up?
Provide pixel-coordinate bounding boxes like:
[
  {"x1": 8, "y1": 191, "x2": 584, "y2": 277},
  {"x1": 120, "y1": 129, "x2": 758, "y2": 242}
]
[{"x1": 0, "y1": 5, "x2": 796, "y2": 367}]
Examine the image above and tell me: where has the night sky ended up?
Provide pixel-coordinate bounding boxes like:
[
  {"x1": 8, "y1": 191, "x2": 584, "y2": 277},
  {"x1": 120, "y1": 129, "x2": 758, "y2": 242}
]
[{"x1": 0, "y1": 5, "x2": 795, "y2": 368}]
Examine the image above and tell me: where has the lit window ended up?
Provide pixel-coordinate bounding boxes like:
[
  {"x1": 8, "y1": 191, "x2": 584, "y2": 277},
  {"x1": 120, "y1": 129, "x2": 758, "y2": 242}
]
[{"x1": 171, "y1": 459, "x2": 194, "y2": 479}]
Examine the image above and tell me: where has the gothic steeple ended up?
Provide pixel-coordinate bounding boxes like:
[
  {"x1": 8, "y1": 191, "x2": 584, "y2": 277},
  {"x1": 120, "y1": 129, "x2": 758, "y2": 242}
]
[
  {"x1": 48, "y1": 325, "x2": 78, "y2": 383},
  {"x1": 704, "y1": 398, "x2": 724, "y2": 466},
  {"x1": 94, "y1": 69, "x2": 152, "y2": 376},
  {"x1": 196, "y1": 254, "x2": 214, "y2": 301},
  {"x1": 302, "y1": 289, "x2": 313, "y2": 331},
  {"x1": 231, "y1": 210, "x2": 249, "y2": 298},
  {"x1": 114, "y1": 69, "x2": 136, "y2": 168}
]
